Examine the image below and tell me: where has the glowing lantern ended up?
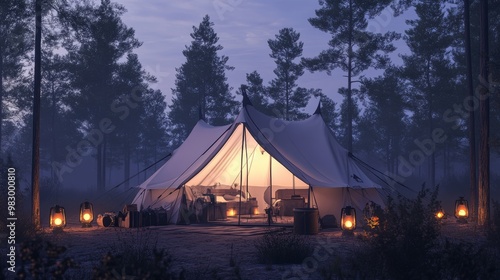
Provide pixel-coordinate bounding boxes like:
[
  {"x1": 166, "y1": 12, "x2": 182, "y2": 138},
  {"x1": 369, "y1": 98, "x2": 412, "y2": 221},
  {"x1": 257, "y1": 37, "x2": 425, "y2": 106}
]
[
  {"x1": 227, "y1": 208, "x2": 236, "y2": 217},
  {"x1": 435, "y1": 210, "x2": 445, "y2": 220},
  {"x1": 49, "y1": 205, "x2": 66, "y2": 228},
  {"x1": 340, "y1": 206, "x2": 356, "y2": 231},
  {"x1": 455, "y1": 197, "x2": 469, "y2": 221},
  {"x1": 253, "y1": 208, "x2": 259, "y2": 215},
  {"x1": 79, "y1": 201, "x2": 94, "y2": 227}
]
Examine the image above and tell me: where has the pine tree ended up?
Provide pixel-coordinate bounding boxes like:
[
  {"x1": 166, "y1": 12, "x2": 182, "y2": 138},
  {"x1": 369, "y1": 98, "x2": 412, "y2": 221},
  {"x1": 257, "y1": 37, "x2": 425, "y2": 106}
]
[
  {"x1": 477, "y1": 0, "x2": 490, "y2": 228},
  {"x1": 64, "y1": 0, "x2": 141, "y2": 190},
  {"x1": 236, "y1": 71, "x2": 271, "y2": 114},
  {"x1": 448, "y1": 0, "x2": 500, "y2": 220},
  {"x1": 106, "y1": 52, "x2": 169, "y2": 189},
  {"x1": 169, "y1": 15, "x2": 237, "y2": 147},
  {"x1": 40, "y1": 42, "x2": 79, "y2": 187},
  {"x1": 0, "y1": 0, "x2": 32, "y2": 159},
  {"x1": 358, "y1": 67, "x2": 409, "y2": 173},
  {"x1": 492, "y1": 0, "x2": 500, "y2": 154},
  {"x1": 111, "y1": 53, "x2": 147, "y2": 189},
  {"x1": 267, "y1": 28, "x2": 314, "y2": 120},
  {"x1": 402, "y1": 0, "x2": 455, "y2": 188},
  {"x1": 337, "y1": 87, "x2": 361, "y2": 148},
  {"x1": 304, "y1": 0, "x2": 398, "y2": 151},
  {"x1": 139, "y1": 88, "x2": 169, "y2": 169},
  {"x1": 314, "y1": 92, "x2": 339, "y2": 135}
]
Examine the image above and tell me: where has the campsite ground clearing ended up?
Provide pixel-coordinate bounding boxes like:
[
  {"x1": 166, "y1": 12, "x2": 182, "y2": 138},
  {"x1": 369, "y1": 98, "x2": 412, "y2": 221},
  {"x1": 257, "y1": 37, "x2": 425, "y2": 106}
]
[{"x1": 29, "y1": 218, "x2": 485, "y2": 280}]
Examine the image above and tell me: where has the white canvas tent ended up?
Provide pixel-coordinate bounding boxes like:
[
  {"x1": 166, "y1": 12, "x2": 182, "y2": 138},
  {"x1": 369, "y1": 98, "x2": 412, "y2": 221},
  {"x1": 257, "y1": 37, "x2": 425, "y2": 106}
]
[{"x1": 132, "y1": 98, "x2": 385, "y2": 225}]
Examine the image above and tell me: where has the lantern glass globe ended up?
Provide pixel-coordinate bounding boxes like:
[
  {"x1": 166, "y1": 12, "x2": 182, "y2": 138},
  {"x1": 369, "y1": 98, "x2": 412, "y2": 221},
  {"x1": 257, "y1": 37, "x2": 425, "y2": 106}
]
[{"x1": 344, "y1": 220, "x2": 353, "y2": 229}]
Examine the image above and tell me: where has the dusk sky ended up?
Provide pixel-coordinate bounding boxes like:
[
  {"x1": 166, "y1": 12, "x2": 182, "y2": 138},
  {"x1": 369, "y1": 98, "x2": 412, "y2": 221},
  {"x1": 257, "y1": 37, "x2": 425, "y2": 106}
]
[{"x1": 119, "y1": 0, "x2": 414, "y2": 110}]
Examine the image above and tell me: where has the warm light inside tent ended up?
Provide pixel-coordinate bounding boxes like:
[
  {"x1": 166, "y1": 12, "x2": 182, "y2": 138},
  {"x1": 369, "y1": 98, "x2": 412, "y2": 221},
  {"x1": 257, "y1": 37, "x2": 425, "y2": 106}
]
[
  {"x1": 50, "y1": 205, "x2": 66, "y2": 228},
  {"x1": 455, "y1": 197, "x2": 469, "y2": 220},
  {"x1": 184, "y1": 124, "x2": 309, "y2": 190},
  {"x1": 79, "y1": 201, "x2": 94, "y2": 227},
  {"x1": 341, "y1": 206, "x2": 356, "y2": 231},
  {"x1": 227, "y1": 208, "x2": 236, "y2": 217}
]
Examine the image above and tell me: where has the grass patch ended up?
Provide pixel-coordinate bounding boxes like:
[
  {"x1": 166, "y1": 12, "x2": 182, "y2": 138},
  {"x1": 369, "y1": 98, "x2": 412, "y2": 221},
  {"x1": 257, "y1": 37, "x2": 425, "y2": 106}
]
[
  {"x1": 16, "y1": 237, "x2": 78, "y2": 279},
  {"x1": 320, "y1": 187, "x2": 500, "y2": 279},
  {"x1": 255, "y1": 230, "x2": 313, "y2": 265},
  {"x1": 92, "y1": 228, "x2": 177, "y2": 279}
]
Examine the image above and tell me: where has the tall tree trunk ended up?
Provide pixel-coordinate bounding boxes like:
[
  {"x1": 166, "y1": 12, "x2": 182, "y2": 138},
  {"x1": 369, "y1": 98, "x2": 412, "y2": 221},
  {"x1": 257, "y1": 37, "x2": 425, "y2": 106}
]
[
  {"x1": 31, "y1": 0, "x2": 42, "y2": 230},
  {"x1": 443, "y1": 145, "x2": 450, "y2": 179},
  {"x1": 477, "y1": 0, "x2": 490, "y2": 228},
  {"x1": 285, "y1": 74, "x2": 289, "y2": 120},
  {"x1": 124, "y1": 138, "x2": 130, "y2": 189},
  {"x1": 102, "y1": 136, "x2": 107, "y2": 190},
  {"x1": 97, "y1": 143, "x2": 102, "y2": 191},
  {"x1": 386, "y1": 139, "x2": 391, "y2": 173},
  {"x1": 201, "y1": 85, "x2": 206, "y2": 122},
  {"x1": 430, "y1": 145, "x2": 435, "y2": 187},
  {"x1": 464, "y1": 0, "x2": 477, "y2": 222},
  {"x1": 50, "y1": 88, "x2": 57, "y2": 186},
  {"x1": 426, "y1": 60, "x2": 435, "y2": 188},
  {"x1": 0, "y1": 41, "x2": 3, "y2": 159},
  {"x1": 347, "y1": 0, "x2": 353, "y2": 152}
]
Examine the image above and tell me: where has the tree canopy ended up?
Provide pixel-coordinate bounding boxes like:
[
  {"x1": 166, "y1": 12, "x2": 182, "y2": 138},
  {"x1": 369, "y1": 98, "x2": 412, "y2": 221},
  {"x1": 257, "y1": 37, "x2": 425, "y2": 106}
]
[{"x1": 168, "y1": 15, "x2": 237, "y2": 147}]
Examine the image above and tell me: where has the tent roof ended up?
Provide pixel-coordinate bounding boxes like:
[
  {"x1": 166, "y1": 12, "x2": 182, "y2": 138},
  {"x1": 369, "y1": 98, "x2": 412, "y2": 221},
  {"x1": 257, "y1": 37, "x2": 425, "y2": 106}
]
[
  {"x1": 139, "y1": 120, "x2": 232, "y2": 190},
  {"x1": 237, "y1": 105, "x2": 379, "y2": 189},
  {"x1": 138, "y1": 103, "x2": 380, "y2": 191}
]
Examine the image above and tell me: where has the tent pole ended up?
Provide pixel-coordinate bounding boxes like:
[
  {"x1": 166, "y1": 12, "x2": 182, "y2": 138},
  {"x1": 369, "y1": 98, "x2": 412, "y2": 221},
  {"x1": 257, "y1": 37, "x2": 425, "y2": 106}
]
[
  {"x1": 245, "y1": 128, "x2": 249, "y2": 202},
  {"x1": 270, "y1": 154, "x2": 273, "y2": 225},
  {"x1": 238, "y1": 125, "x2": 246, "y2": 226},
  {"x1": 308, "y1": 185, "x2": 311, "y2": 208}
]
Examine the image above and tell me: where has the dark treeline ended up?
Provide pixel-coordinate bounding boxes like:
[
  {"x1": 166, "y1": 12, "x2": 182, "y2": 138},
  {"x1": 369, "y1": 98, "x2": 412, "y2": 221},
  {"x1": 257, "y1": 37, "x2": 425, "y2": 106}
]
[
  {"x1": 1, "y1": 0, "x2": 168, "y2": 192},
  {"x1": 0, "y1": 0, "x2": 499, "y2": 200}
]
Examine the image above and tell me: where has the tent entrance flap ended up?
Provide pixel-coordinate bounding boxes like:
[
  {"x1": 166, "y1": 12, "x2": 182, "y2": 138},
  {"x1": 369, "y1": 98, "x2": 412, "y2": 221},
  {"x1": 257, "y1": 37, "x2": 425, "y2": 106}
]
[
  {"x1": 185, "y1": 124, "x2": 309, "y2": 190},
  {"x1": 184, "y1": 123, "x2": 309, "y2": 217}
]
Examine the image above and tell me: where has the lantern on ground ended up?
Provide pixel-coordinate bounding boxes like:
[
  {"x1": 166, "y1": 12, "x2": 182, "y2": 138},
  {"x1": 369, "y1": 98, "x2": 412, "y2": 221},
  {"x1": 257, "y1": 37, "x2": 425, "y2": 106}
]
[
  {"x1": 341, "y1": 206, "x2": 356, "y2": 231},
  {"x1": 79, "y1": 201, "x2": 94, "y2": 227},
  {"x1": 435, "y1": 209, "x2": 445, "y2": 220},
  {"x1": 50, "y1": 205, "x2": 66, "y2": 228},
  {"x1": 455, "y1": 197, "x2": 469, "y2": 221}
]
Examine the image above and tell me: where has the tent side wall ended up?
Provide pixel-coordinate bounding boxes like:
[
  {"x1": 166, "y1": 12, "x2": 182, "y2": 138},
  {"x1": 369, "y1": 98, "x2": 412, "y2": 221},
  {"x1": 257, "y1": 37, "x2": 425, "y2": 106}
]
[
  {"x1": 132, "y1": 188, "x2": 185, "y2": 224},
  {"x1": 312, "y1": 187, "x2": 385, "y2": 225}
]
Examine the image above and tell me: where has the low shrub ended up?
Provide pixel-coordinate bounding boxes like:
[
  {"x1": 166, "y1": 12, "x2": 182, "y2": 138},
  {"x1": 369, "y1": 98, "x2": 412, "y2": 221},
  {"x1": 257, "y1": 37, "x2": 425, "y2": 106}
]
[
  {"x1": 92, "y1": 228, "x2": 177, "y2": 279},
  {"x1": 488, "y1": 200, "x2": 500, "y2": 250},
  {"x1": 319, "y1": 245, "x2": 385, "y2": 280},
  {"x1": 108, "y1": 228, "x2": 160, "y2": 268},
  {"x1": 255, "y1": 230, "x2": 313, "y2": 265},
  {"x1": 437, "y1": 239, "x2": 498, "y2": 279},
  {"x1": 16, "y1": 237, "x2": 78, "y2": 279},
  {"x1": 92, "y1": 249, "x2": 175, "y2": 280},
  {"x1": 321, "y1": 187, "x2": 500, "y2": 279},
  {"x1": 369, "y1": 187, "x2": 442, "y2": 279}
]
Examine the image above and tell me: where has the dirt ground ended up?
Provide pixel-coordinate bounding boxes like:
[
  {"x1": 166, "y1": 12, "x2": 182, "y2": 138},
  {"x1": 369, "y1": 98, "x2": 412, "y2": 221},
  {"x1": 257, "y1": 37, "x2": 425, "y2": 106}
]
[{"x1": 2, "y1": 216, "x2": 487, "y2": 280}]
